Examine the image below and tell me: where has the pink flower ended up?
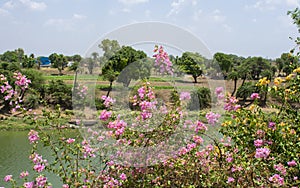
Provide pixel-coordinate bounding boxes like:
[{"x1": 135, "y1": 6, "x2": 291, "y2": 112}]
[
  {"x1": 227, "y1": 177, "x2": 235, "y2": 183},
  {"x1": 36, "y1": 175, "x2": 47, "y2": 187},
  {"x1": 179, "y1": 92, "x2": 191, "y2": 101},
  {"x1": 287, "y1": 160, "x2": 297, "y2": 167},
  {"x1": 254, "y1": 139, "x2": 264, "y2": 147},
  {"x1": 205, "y1": 112, "x2": 221, "y2": 125},
  {"x1": 194, "y1": 121, "x2": 207, "y2": 133},
  {"x1": 62, "y1": 184, "x2": 69, "y2": 188},
  {"x1": 120, "y1": 173, "x2": 127, "y2": 181},
  {"x1": 250, "y1": 93, "x2": 260, "y2": 100},
  {"x1": 274, "y1": 163, "x2": 287, "y2": 176},
  {"x1": 28, "y1": 130, "x2": 39, "y2": 144},
  {"x1": 255, "y1": 147, "x2": 270, "y2": 159},
  {"x1": 215, "y1": 87, "x2": 223, "y2": 95},
  {"x1": 268, "y1": 122, "x2": 276, "y2": 130},
  {"x1": 20, "y1": 171, "x2": 29, "y2": 178},
  {"x1": 99, "y1": 110, "x2": 112, "y2": 121},
  {"x1": 226, "y1": 157, "x2": 233, "y2": 163},
  {"x1": 269, "y1": 174, "x2": 284, "y2": 186},
  {"x1": 4, "y1": 175, "x2": 12, "y2": 182},
  {"x1": 66, "y1": 138, "x2": 75, "y2": 144},
  {"x1": 153, "y1": 45, "x2": 173, "y2": 75},
  {"x1": 101, "y1": 95, "x2": 115, "y2": 108},
  {"x1": 23, "y1": 182, "x2": 34, "y2": 188},
  {"x1": 34, "y1": 163, "x2": 45, "y2": 173}
]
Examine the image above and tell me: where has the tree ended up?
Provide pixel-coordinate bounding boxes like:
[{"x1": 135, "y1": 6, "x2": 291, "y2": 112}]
[
  {"x1": 102, "y1": 46, "x2": 147, "y2": 95},
  {"x1": 213, "y1": 52, "x2": 233, "y2": 77},
  {"x1": 177, "y1": 52, "x2": 205, "y2": 83},
  {"x1": 1, "y1": 50, "x2": 18, "y2": 62},
  {"x1": 49, "y1": 53, "x2": 67, "y2": 75},
  {"x1": 227, "y1": 70, "x2": 239, "y2": 96},
  {"x1": 99, "y1": 39, "x2": 121, "y2": 68}
]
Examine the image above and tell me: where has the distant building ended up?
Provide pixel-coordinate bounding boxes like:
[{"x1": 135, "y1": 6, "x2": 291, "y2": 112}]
[{"x1": 39, "y1": 57, "x2": 51, "y2": 67}]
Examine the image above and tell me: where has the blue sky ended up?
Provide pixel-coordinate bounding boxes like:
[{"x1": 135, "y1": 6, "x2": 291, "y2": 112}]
[{"x1": 0, "y1": 0, "x2": 299, "y2": 59}]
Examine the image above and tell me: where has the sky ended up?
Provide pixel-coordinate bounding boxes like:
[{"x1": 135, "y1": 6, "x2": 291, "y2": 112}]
[{"x1": 0, "y1": 0, "x2": 299, "y2": 59}]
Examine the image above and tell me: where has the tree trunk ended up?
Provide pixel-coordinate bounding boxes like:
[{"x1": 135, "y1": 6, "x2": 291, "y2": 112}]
[
  {"x1": 241, "y1": 77, "x2": 246, "y2": 86},
  {"x1": 193, "y1": 76, "x2": 197, "y2": 83},
  {"x1": 106, "y1": 81, "x2": 113, "y2": 97},
  {"x1": 231, "y1": 79, "x2": 237, "y2": 96}
]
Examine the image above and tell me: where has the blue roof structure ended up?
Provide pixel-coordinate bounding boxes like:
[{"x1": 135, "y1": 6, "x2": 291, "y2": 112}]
[{"x1": 39, "y1": 57, "x2": 51, "y2": 67}]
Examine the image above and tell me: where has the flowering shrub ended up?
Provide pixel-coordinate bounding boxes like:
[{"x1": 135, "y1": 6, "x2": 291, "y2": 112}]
[{"x1": 2, "y1": 48, "x2": 300, "y2": 187}]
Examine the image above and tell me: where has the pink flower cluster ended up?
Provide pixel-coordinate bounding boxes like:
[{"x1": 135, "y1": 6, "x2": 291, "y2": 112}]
[
  {"x1": 28, "y1": 130, "x2": 39, "y2": 144},
  {"x1": 153, "y1": 45, "x2": 173, "y2": 75},
  {"x1": 215, "y1": 87, "x2": 224, "y2": 100},
  {"x1": 269, "y1": 174, "x2": 284, "y2": 186},
  {"x1": 250, "y1": 93, "x2": 260, "y2": 100},
  {"x1": 224, "y1": 96, "x2": 241, "y2": 112},
  {"x1": 179, "y1": 92, "x2": 191, "y2": 101},
  {"x1": 205, "y1": 112, "x2": 221, "y2": 125},
  {"x1": 13, "y1": 72, "x2": 31, "y2": 91},
  {"x1": 76, "y1": 85, "x2": 88, "y2": 99},
  {"x1": 255, "y1": 147, "x2": 270, "y2": 159},
  {"x1": 254, "y1": 139, "x2": 264, "y2": 147},
  {"x1": 35, "y1": 175, "x2": 48, "y2": 187},
  {"x1": 81, "y1": 140, "x2": 97, "y2": 158},
  {"x1": 4, "y1": 175, "x2": 12, "y2": 182},
  {"x1": 0, "y1": 77, "x2": 15, "y2": 101},
  {"x1": 194, "y1": 120, "x2": 207, "y2": 133},
  {"x1": 101, "y1": 95, "x2": 115, "y2": 108},
  {"x1": 287, "y1": 160, "x2": 297, "y2": 167},
  {"x1": 133, "y1": 83, "x2": 158, "y2": 120},
  {"x1": 99, "y1": 109, "x2": 112, "y2": 121},
  {"x1": 20, "y1": 171, "x2": 29, "y2": 178},
  {"x1": 66, "y1": 138, "x2": 75, "y2": 144},
  {"x1": 107, "y1": 118, "x2": 127, "y2": 136},
  {"x1": 29, "y1": 153, "x2": 48, "y2": 173},
  {"x1": 274, "y1": 163, "x2": 287, "y2": 176}
]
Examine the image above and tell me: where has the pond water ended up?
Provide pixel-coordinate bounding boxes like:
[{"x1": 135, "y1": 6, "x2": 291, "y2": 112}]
[{"x1": 0, "y1": 130, "x2": 79, "y2": 187}]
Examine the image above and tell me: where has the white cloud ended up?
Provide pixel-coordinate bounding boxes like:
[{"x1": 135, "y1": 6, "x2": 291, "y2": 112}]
[
  {"x1": 73, "y1": 13, "x2": 86, "y2": 20},
  {"x1": 118, "y1": 0, "x2": 148, "y2": 5},
  {"x1": 19, "y1": 0, "x2": 47, "y2": 11},
  {"x1": 193, "y1": 9, "x2": 202, "y2": 21},
  {"x1": 246, "y1": 0, "x2": 299, "y2": 11},
  {"x1": 211, "y1": 9, "x2": 226, "y2": 22},
  {"x1": 285, "y1": 0, "x2": 300, "y2": 7},
  {"x1": 122, "y1": 8, "x2": 131, "y2": 13},
  {"x1": 44, "y1": 14, "x2": 86, "y2": 31},
  {"x1": 0, "y1": 7, "x2": 9, "y2": 16},
  {"x1": 167, "y1": 0, "x2": 186, "y2": 17},
  {"x1": 3, "y1": 1, "x2": 15, "y2": 9},
  {"x1": 222, "y1": 24, "x2": 233, "y2": 32}
]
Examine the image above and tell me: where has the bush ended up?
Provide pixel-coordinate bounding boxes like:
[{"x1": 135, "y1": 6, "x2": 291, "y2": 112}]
[
  {"x1": 236, "y1": 82, "x2": 257, "y2": 101},
  {"x1": 187, "y1": 87, "x2": 211, "y2": 110},
  {"x1": 23, "y1": 93, "x2": 40, "y2": 109},
  {"x1": 22, "y1": 69, "x2": 45, "y2": 90},
  {"x1": 45, "y1": 80, "x2": 72, "y2": 109}
]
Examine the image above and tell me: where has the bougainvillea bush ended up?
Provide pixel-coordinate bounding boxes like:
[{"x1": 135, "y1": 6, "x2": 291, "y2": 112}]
[{"x1": 2, "y1": 47, "x2": 300, "y2": 188}]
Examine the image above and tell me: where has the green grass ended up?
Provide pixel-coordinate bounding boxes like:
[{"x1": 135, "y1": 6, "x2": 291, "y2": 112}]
[
  {"x1": 44, "y1": 75, "x2": 105, "y2": 81},
  {"x1": 0, "y1": 117, "x2": 35, "y2": 131}
]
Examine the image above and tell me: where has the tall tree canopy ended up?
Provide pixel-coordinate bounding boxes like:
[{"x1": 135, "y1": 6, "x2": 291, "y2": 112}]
[
  {"x1": 177, "y1": 52, "x2": 206, "y2": 83},
  {"x1": 102, "y1": 46, "x2": 148, "y2": 88}
]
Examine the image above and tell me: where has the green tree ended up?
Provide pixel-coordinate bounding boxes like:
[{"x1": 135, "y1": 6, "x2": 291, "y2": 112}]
[
  {"x1": 49, "y1": 53, "x2": 67, "y2": 75},
  {"x1": 177, "y1": 52, "x2": 205, "y2": 83},
  {"x1": 213, "y1": 52, "x2": 233, "y2": 76},
  {"x1": 102, "y1": 46, "x2": 147, "y2": 95},
  {"x1": 99, "y1": 39, "x2": 121, "y2": 68}
]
